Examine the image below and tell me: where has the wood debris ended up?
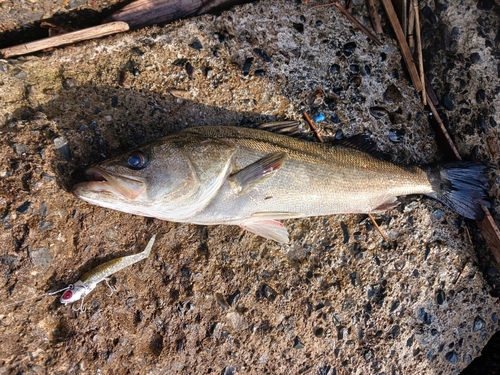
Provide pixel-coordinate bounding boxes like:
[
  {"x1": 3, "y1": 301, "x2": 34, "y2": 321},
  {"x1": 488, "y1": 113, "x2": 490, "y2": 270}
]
[{"x1": 0, "y1": 21, "x2": 129, "y2": 59}]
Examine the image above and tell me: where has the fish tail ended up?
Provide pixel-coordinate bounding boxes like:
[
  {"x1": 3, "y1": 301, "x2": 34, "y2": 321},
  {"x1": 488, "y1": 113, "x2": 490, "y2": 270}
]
[{"x1": 425, "y1": 162, "x2": 490, "y2": 220}]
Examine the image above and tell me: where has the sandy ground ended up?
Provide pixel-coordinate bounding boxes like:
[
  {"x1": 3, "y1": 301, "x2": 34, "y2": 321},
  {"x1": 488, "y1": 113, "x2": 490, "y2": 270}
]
[{"x1": 0, "y1": 0, "x2": 499, "y2": 374}]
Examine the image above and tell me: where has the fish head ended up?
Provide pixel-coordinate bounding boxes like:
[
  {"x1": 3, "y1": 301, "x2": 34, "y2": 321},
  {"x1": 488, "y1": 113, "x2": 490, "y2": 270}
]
[
  {"x1": 72, "y1": 134, "x2": 237, "y2": 220},
  {"x1": 72, "y1": 139, "x2": 200, "y2": 217}
]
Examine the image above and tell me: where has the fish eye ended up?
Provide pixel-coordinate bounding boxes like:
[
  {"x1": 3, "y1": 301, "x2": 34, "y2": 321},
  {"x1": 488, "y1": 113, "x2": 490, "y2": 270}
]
[{"x1": 127, "y1": 151, "x2": 148, "y2": 170}]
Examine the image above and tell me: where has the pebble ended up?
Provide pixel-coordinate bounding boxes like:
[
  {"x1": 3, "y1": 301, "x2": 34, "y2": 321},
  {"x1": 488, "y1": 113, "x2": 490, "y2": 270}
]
[
  {"x1": 254, "y1": 69, "x2": 266, "y2": 77},
  {"x1": 189, "y1": 40, "x2": 203, "y2": 50},
  {"x1": 476, "y1": 89, "x2": 486, "y2": 103},
  {"x1": 13, "y1": 143, "x2": 29, "y2": 155},
  {"x1": 383, "y1": 85, "x2": 403, "y2": 103},
  {"x1": 436, "y1": 290, "x2": 445, "y2": 305},
  {"x1": 293, "y1": 336, "x2": 304, "y2": 349},
  {"x1": 329, "y1": 64, "x2": 340, "y2": 74},
  {"x1": 331, "y1": 114, "x2": 340, "y2": 124},
  {"x1": 185, "y1": 62, "x2": 194, "y2": 76},
  {"x1": 242, "y1": 57, "x2": 254, "y2": 76},
  {"x1": 253, "y1": 48, "x2": 272, "y2": 62},
  {"x1": 388, "y1": 129, "x2": 405, "y2": 142},
  {"x1": 445, "y1": 351, "x2": 459, "y2": 364},
  {"x1": 62, "y1": 78, "x2": 78, "y2": 90},
  {"x1": 222, "y1": 366, "x2": 235, "y2": 375},
  {"x1": 53, "y1": 136, "x2": 71, "y2": 161},
  {"x1": 473, "y1": 317, "x2": 485, "y2": 332},
  {"x1": 292, "y1": 23, "x2": 304, "y2": 33},
  {"x1": 16, "y1": 201, "x2": 31, "y2": 214},
  {"x1": 470, "y1": 52, "x2": 481, "y2": 64},
  {"x1": 417, "y1": 308, "x2": 432, "y2": 324},
  {"x1": 14, "y1": 70, "x2": 27, "y2": 79},
  {"x1": 111, "y1": 96, "x2": 118, "y2": 108},
  {"x1": 29, "y1": 247, "x2": 52, "y2": 267},
  {"x1": 343, "y1": 42, "x2": 357, "y2": 57},
  {"x1": 369, "y1": 107, "x2": 388, "y2": 119},
  {"x1": 39, "y1": 221, "x2": 54, "y2": 231},
  {"x1": 441, "y1": 94, "x2": 455, "y2": 110}
]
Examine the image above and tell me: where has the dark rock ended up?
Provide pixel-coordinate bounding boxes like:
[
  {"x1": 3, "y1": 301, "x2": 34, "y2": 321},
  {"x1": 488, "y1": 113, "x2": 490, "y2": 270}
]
[
  {"x1": 16, "y1": 201, "x2": 31, "y2": 214},
  {"x1": 189, "y1": 40, "x2": 203, "y2": 50},
  {"x1": 436, "y1": 290, "x2": 445, "y2": 305},
  {"x1": 254, "y1": 69, "x2": 266, "y2": 77},
  {"x1": 222, "y1": 366, "x2": 235, "y2": 375},
  {"x1": 253, "y1": 48, "x2": 272, "y2": 62},
  {"x1": 417, "y1": 308, "x2": 432, "y2": 324},
  {"x1": 343, "y1": 42, "x2": 357, "y2": 57},
  {"x1": 445, "y1": 351, "x2": 459, "y2": 364},
  {"x1": 474, "y1": 317, "x2": 485, "y2": 332},
  {"x1": 383, "y1": 85, "x2": 403, "y2": 103},
  {"x1": 388, "y1": 129, "x2": 405, "y2": 143},
  {"x1": 477, "y1": 0, "x2": 494, "y2": 10},
  {"x1": 242, "y1": 57, "x2": 254, "y2": 76},
  {"x1": 293, "y1": 336, "x2": 304, "y2": 349},
  {"x1": 53, "y1": 136, "x2": 71, "y2": 161},
  {"x1": 349, "y1": 64, "x2": 359, "y2": 73},
  {"x1": 340, "y1": 221, "x2": 349, "y2": 243},
  {"x1": 329, "y1": 64, "x2": 340, "y2": 73},
  {"x1": 111, "y1": 95, "x2": 118, "y2": 108},
  {"x1": 470, "y1": 52, "x2": 481, "y2": 64},
  {"x1": 293, "y1": 23, "x2": 304, "y2": 33},
  {"x1": 476, "y1": 89, "x2": 486, "y2": 103},
  {"x1": 441, "y1": 94, "x2": 455, "y2": 110},
  {"x1": 421, "y1": 5, "x2": 437, "y2": 26},
  {"x1": 185, "y1": 62, "x2": 194, "y2": 76}
]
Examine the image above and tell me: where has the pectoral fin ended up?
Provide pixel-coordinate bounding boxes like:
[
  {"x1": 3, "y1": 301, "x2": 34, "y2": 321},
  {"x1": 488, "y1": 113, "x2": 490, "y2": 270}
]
[
  {"x1": 229, "y1": 152, "x2": 287, "y2": 193},
  {"x1": 239, "y1": 218, "x2": 289, "y2": 243}
]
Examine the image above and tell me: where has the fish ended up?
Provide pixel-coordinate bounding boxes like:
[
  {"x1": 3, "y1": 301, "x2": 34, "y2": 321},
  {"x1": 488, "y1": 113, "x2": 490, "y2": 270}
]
[
  {"x1": 60, "y1": 235, "x2": 156, "y2": 309},
  {"x1": 72, "y1": 125, "x2": 490, "y2": 243}
]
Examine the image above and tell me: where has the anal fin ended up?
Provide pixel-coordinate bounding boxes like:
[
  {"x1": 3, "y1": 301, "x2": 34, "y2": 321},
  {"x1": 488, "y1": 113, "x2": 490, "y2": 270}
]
[
  {"x1": 229, "y1": 152, "x2": 287, "y2": 194},
  {"x1": 240, "y1": 218, "x2": 289, "y2": 243}
]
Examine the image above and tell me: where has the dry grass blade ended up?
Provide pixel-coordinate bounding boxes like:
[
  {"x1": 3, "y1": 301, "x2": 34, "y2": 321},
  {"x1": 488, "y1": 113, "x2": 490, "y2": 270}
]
[
  {"x1": 368, "y1": 213, "x2": 389, "y2": 242},
  {"x1": 380, "y1": 0, "x2": 423, "y2": 92},
  {"x1": 367, "y1": 0, "x2": 383, "y2": 34},
  {"x1": 413, "y1": 0, "x2": 426, "y2": 104},
  {"x1": 303, "y1": 111, "x2": 324, "y2": 143},
  {"x1": 0, "y1": 21, "x2": 130, "y2": 58},
  {"x1": 313, "y1": 2, "x2": 382, "y2": 46}
]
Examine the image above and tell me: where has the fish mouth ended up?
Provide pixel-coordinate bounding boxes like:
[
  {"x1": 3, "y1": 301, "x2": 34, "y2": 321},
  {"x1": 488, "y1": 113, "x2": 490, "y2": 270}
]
[{"x1": 72, "y1": 167, "x2": 147, "y2": 200}]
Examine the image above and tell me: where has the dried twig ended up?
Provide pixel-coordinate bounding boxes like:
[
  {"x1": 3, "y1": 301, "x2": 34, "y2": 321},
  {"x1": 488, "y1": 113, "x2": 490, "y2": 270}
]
[
  {"x1": 303, "y1": 111, "x2": 324, "y2": 143},
  {"x1": 0, "y1": 21, "x2": 129, "y2": 58},
  {"x1": 413, "y1": 0, "x2": 426, "y2": 105},
  {"x1": 380, "y1": 0, "x2": 423, "y2": 92},
  {"x1": 367, "y1": 0, "x2": 383, "y2": 34},
  {"x1": 313, "y1": 2, "x2": 382, "y2": 46},
  {"x1": 407, "y1": 1, "x2": 415, "y2": 48},
  {"x1": 368, "y1": 213, "x2": 389, "y2": 242}
]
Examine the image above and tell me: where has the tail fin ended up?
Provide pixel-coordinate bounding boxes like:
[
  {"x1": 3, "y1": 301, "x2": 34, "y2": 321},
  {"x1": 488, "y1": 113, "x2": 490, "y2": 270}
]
[{"x1": 426, "y1": 162, "x2": 490, "y2": 220}]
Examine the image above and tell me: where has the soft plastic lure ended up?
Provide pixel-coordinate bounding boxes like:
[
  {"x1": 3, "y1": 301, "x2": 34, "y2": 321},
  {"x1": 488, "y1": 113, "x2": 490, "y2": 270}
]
[{"x1": 60, "y1": 234, "x2": 156, "y2": 310}]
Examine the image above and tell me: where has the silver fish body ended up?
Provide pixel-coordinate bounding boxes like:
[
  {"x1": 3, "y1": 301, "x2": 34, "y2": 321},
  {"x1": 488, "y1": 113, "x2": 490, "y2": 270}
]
[{"x1": 73, "y1": 126, "x2": 490, "y2": 242}]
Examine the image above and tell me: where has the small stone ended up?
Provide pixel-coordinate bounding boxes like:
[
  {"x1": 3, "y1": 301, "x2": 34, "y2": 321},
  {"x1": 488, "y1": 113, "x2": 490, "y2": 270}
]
[
  {"x1": 13, "y1": 143, "x2": 29, "y2": 155},
  {"x1": 436, "y1": 290, "x2": 445, "y2": 305},
  {"x1": 292, "y1": 23, "x2": 304, "y2": 33},
  {"x1": 39, "y1": 221, "x2": 54, "y2": 231},
  {"x1": 14, "y1": 70, "x2": 27, "y2": 79},
  {"x1": 293, "y1": 336, "x2": 304, "y2": 349},
  {"x1": 369, "y1": 107, "x2": 388, "y2": 119},
  {"x1": 445, "y1": 351, "x2": 459, "y2": 364},
  {"x1": 29, "y1": 247, "x2": 52, "y2": 267},
  {"x1": 388, "y1": 129, "x2": 405, "y2": 143},
  {"x1": 331, "y1": 114, "x2": 340, "y2": 124},
  {"x1": 227, "y1": 290, "x2": 241, "y2": 306},
  {"x1": 330, "y1": 64, "x2": 340, "y2": 73},
  {"x1": 53, "y1": 136, "x2": 71, "y2": 161},
  {"x1": 185, "y1": 62, "x2": 194, "y2": 76},
  {"x1": 473, "y1": 317, "x2": 485, "y2": 332},
  {"x1": 476, "y1": 89, "x2": 486, "y2": 103},
  {"x1": 383, "y1": 85, "x2": 403, "y2": 103},
  {"x1": 205, "y1": 67, "x2": 214, "y2": 78},
  {"x1": 470, "y1": 52, "x2": 481, "y2": 64},
  {"x1": 242, "y1": 57, "x2": 254, "y2": 76},
  {"x1": 16, "y1": 201, "x2": 31, "y2": 214},
  {"x1": 253, "y1": 48, "x2": 272, "y2": 62},
  {"x1": 254, "y1": 69, "x2": 266, "y2": 77},
  {"x1": 441, "y1": 95, "x2": 455, "y2": 110},
  {"x1": 417, "y1": 308, "x2": 432, "y2": 324},
  {"x1": 226, "y1": 311, "x2": 248, "y2": 331},
  {"x1": 349, "y1": 64, "x2": 359, "y2": 73},
  {"x1": 222, "y1": 366, "x2": 235, "y2": 375},
  {"x1": 432, "y1": 209, "x2": 444, "y2": 220},
  {"x1": 111, "y1": 95, "x2": 118, "y2": 108},
  {"x1": 343, "y1": 42, "x2": 357, "y2": 56},
  {"x1": 62, "y1": 78, "x2": 78, "y2": 90},
  {"x1": 477, "y1": 0, "x2": 494, "y2": 10},
  {"x1": 189, "y1": 40, "x2": 203, "y2": 50}
]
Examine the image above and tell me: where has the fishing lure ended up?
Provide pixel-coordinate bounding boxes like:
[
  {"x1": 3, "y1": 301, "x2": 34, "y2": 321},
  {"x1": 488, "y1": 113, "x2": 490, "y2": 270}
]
[{"x1": 60, "y1": 234, "x2": 156, "y2": 311}]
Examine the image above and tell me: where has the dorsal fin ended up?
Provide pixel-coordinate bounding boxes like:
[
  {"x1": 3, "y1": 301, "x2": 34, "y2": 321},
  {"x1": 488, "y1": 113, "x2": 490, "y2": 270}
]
[
  {"x1": 257, "y1": 121, "x2": 304, "y2": 137},
  {"x1": 335, "y1": 133, "x2": 391, "y2": 160}
]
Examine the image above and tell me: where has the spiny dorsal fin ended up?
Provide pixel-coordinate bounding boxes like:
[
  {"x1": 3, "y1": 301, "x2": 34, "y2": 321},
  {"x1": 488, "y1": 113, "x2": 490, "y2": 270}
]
[
  {"x1": 336, "y1": 133, "x2": 390, "y2": 160},
  {"x1": 257, "y1": 121, "x2": 304, "y2": 137}
]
